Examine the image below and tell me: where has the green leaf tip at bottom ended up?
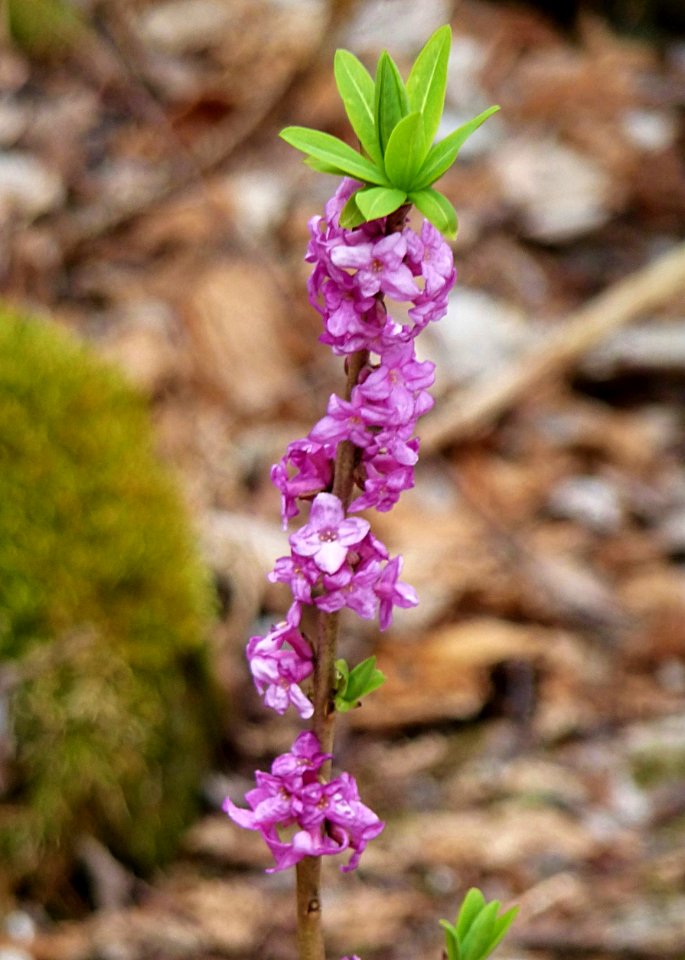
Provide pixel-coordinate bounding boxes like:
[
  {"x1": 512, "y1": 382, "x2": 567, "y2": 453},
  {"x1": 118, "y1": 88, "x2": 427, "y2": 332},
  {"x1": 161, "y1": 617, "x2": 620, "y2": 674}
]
[{"x1": 442, "y1": 889, "x2": 519, "y2": 960}]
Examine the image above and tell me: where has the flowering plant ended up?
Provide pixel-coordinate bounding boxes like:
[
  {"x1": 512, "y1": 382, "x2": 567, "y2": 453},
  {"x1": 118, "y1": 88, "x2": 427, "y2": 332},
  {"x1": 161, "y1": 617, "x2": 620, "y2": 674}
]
[{"x1": 224, "y1": 25, "x2": 516, "y2": 960}]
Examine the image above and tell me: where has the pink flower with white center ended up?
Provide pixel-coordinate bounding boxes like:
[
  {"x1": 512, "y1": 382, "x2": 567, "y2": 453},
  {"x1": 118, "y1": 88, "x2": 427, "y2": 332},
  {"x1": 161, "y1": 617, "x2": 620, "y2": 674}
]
[
  {"x1": 268, "y1": 552, "x2": 319, "y2": 604},
  {"x1": 309, "y1": 394, "x2": 373, "y2": 450},
  {"x1": 290, "y1": 492, "x2": 370, "y2": 574},
  {"x1": 330, "y1": 233, "x2": 419, "y2": 301}
]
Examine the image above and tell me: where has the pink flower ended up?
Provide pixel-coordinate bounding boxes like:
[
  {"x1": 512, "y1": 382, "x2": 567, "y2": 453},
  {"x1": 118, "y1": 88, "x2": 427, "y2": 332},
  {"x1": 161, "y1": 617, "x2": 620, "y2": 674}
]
[
  {"x1": 290, "y1": 493, "x2": 370, "y2": 574},
  {"x1": 374, "y1": 556, "x2": 418, "y2": 630},
  {"x1": 224, "y1": 732, "x2": 383, "y2": 873},
  {"x1": 271, "y1": 438, "x2": 333, "y2": 528},
  {"x1": 268, "y1": 553, "x2": 319, "y2": 604},
  {"x1": 316, "y1": 560, "x2": 380, "y2": 619},
  {"x1": 330, "y1": 233, "x2": 419, "y2": 301},
  {"x1": 246, "y1": 606, "x2": 314, "y2": 718},
  {"x1": 310, "y1": 394, "x2": 373, "y2": 449}
]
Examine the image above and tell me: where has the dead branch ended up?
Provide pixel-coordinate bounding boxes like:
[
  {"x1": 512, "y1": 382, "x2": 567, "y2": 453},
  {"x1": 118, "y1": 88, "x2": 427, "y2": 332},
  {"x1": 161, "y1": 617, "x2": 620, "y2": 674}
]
[{"x1": 421, "y1": 241, "x2": 685, "y2": 453}]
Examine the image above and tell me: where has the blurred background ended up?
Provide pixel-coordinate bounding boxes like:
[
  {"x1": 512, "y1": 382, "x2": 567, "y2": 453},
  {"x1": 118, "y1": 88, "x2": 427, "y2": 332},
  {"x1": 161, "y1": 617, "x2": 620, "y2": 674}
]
[{"x1": 1, "y1": 0, "x2": 685, "y2": 958}]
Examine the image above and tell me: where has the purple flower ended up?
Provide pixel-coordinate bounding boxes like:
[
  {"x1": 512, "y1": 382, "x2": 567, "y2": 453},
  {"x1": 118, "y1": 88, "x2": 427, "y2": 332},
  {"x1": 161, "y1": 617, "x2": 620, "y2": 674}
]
[
  {"x1": 330, "y1": 233, "x2": 419, "y2": 301},
  {"x1": 350, "y1": 457, "x2": 417, "y2": 513},
  {"x1": 316, "y1": 560, "x2": 380, "y2": 619},
  {"x1": 271, "y1": 439, "x2": 333, "y2": 527},
  {"x1": 325, "y1": 772, "x2": 385, "y2": 872},
  {"x1": 416, "y1": 219, "x2": 456, "y2": 295},
  {"x1": 246, "y1": 607, "x2": 314, "y2": 718},
  {"x1": 224, "y1": 732, "x2": 382, "y2": 874},
  {"x1": 290, "y1": 493, "x2": 370, "y2": 574},
  {"x1": 271, "y1": 730, "x2": 331, "y2": 782},
  {"x1": 268, "y1": 553, "x2": 319, "y2": 604},
  {"x1": 374, "y1": 556, "x2": 418, "y2": 630},
  {"x1": 310, "y1": 394, "x2": 373, "y2": 449}
]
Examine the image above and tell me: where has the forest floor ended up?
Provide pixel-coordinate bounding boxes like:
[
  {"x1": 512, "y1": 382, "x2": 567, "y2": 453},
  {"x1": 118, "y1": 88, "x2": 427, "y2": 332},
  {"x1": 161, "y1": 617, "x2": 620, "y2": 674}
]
[{"x1": 3, "y1": 1, "x2": 685, "y2": 958}]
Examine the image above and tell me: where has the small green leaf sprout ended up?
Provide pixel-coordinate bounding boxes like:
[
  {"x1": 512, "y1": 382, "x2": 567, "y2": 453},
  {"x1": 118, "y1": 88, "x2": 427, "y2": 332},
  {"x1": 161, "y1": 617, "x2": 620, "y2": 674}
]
[
  {"x1": 441, "y1": 889, "x2": 519, "y2": 960},
  {"x1": 280, "y1": 25, "x2": 499, "y2": 239},
  {"x1": 335, "y1": 655, "x2": 386, "y2": 712}
]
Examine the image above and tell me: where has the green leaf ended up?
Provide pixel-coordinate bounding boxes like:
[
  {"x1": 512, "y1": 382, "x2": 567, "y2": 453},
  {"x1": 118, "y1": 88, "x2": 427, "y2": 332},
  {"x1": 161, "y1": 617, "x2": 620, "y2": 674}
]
[
  {"x1": 345, "y1": 656, "x2": 386, "y2": 701},
  {"x1": 334, "y1": 49, "x2": 383, "y2": 166},
  {"x1": 335, "y1": 658, "x2": 350, "y2": 688},
  {"x1": 440, "y1": 924, "x2": 461, "y2": 960},
  {"x1": 409, "y1": 187, "x2": 458, "y2": 239},
  {"x1": 413, "y1": 105, "x2": 500, "y2": 189},
  {"x1": 460, "y1": 902, "x2": 500, "y2": 960},
  {"x1": 355, "y1": 186, "x2": 407, "y2": 221},
  {"x1": 485, "y1": 907, "x2": 519, "y2": 956},
  {"x1": 335, "y1": 656, "x2": 386, "y2": 710},
  {"x1": 406, "y1": 24, "x2": 452, "y2": 147},
  {"x1": 456, "y1": 889, "x2": 487, "y2": 941},
  {"x1": 375, "y1": 51, "x2": 410, "y2": 155},
  {"x1": 280, "y1": 126, "x2": 388, "y2": 185},
  {"x1": 304, "y1": 156, "x2": 350, "y2": 175},
  {"x1": 339, "y1": 192, "x2": 367, "y2": 229},
  {"x1": 384, "y1": 112, "x2": 428, "y2": 190}
]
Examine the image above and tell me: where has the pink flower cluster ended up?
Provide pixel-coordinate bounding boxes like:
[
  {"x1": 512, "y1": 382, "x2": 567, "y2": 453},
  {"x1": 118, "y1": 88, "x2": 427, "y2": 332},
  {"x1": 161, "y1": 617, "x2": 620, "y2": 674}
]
[
  {"x1": 223, "y1": 732, "x2": 384, "y2": 873},
  {"x1": 273, "y1": 178, "x2": 455, "y2": 521},
  {"x1": 225, "y1": 180, "x2": 455, "y2": 874}
]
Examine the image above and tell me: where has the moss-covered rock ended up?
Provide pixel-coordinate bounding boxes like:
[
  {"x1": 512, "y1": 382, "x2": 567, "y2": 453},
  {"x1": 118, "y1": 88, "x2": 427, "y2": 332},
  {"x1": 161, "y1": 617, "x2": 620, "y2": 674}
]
[
  {"x1": 0, "y1": 307, "x2": 218, "y2": 899},
  {"x1": 6, "y1": 0, "x2": 85, "y2": 59}
]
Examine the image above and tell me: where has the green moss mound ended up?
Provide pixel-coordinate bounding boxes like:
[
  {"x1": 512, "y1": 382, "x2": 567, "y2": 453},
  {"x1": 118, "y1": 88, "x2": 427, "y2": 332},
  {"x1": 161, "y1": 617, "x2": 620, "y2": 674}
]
[
  {"x1": 0, "y1": 308, "x2": 217, "y2": 898},
  {"x1": 6, "y1": 0, "x2": 85, "y2": 59}
]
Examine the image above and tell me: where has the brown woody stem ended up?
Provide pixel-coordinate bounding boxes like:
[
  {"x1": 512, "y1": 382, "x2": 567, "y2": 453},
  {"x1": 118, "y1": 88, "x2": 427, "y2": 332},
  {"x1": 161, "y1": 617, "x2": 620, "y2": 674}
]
[
  {"x1": 294, "y1": 348, "x2": 367, "y2": 960},
  {"x1": 294, "y1": 204, "x2": 408, "y2": 960}
]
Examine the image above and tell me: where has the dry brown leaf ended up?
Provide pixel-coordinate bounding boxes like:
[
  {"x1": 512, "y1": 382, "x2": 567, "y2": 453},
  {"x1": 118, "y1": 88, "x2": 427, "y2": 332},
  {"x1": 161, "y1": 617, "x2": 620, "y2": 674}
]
[
  {"x1": 352, "y1": 619, "x2": 548, "y2": 730},
  {"x1": 182, "y1": 259, "x2": 297, "y2": 415}
]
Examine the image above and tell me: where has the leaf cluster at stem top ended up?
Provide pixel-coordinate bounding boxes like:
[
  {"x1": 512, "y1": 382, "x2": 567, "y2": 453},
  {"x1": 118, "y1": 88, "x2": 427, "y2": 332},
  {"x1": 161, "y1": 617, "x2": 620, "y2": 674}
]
[{"x1": 279, "y1": 25, "x2": 499, "y2": 239}]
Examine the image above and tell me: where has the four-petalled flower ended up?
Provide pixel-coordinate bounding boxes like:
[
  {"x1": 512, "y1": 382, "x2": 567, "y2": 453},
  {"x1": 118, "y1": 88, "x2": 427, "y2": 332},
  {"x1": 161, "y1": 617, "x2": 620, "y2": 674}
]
[{"x1": 290, "y1": 492, "x2": 370, "y2": 574}]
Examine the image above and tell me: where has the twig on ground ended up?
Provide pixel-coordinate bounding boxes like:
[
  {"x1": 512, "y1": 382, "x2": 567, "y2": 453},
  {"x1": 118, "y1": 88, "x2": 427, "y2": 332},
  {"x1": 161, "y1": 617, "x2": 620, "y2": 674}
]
[{"x1": 421, "y1": 242, "x2": 685, "y2": 453}]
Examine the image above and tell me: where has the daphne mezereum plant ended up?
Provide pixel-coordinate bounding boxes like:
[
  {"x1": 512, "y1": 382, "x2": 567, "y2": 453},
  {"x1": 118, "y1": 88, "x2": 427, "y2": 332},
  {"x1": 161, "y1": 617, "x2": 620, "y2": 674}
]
[{"x1": 223, "y1": 25, "x2": 517, "y2": 960}]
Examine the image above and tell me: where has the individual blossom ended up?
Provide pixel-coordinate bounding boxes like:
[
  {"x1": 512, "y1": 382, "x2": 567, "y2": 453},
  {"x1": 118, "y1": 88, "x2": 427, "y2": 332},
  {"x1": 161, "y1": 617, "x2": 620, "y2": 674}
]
[
  {"x1": 315, "y1": 560, "x2": 381, "y2": 619},
  {"x1": 271, "y1": 438, "x2": 333, "y2": 527},
  {"x1": 246, "y1": 605, "x2": 314, "y2": 718},
  {"x1": 309, "y1": 394, "x2": 375, "y2": 450},
  {"x1": 247, "y1": 638, "x2": 314, "y2": 718},
  {"x1": 324, "y1": 771, "x2": 385, "y2": 872},
  {"x1": 407, "y1": 219, "x2": 457, "y2": 296},
  {"x1": 354, "y1": 344, "x2": 435, "y2": 426},
  {"x1": 290, "y1": 492, "x2": 370, "y2": 575},
  {"x1": 350, "y1": 453, "x2": 418, "y2": 513},
  {"x1": 268, "y1": 552, "x2": 319, "y2": 604},
  {"x1": 373, "y1": 555, "x2": 418, "y2": 631},
  {"x1": 271, "y1": 730, "x2": 331, "y2": 782},
  {"x1": 330, "y1": 232, "x2": 419, "y2": 301}
]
